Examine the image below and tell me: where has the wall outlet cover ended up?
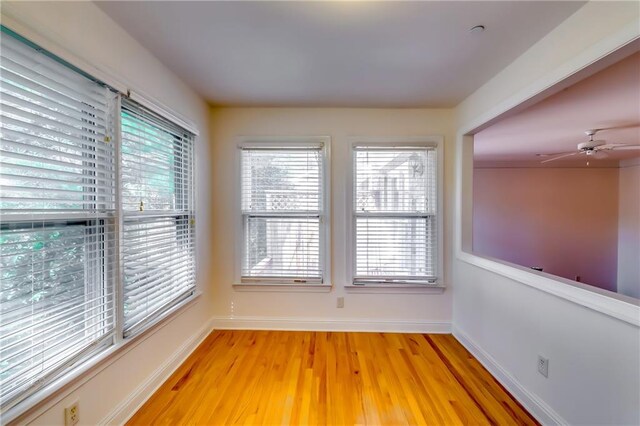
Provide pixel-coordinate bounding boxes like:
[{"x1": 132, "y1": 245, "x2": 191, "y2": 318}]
[
  {"x1": 65, "y1": 401, "x2": 79, "y2": 426},
  {"x1": 537, "y1": 355, "x2": 549, "y2": 378}
]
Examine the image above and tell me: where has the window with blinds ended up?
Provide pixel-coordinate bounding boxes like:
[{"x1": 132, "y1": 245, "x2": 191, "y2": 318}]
[
  {"x1": 121, "y1": 99, "x2": 196, "y2": 337},
  {"x1": 352, "y1": 145, "x2": 438, "y2": 285},
  {"x1": 240, "y1": 143, "x2": 326, "y2": 283},
  {"x1": 0, "y1": 31, "x2": 117, "y2": 407}
]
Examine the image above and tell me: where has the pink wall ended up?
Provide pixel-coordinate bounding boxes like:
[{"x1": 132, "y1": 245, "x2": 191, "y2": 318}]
[{"x1": 473, "y1": 167, "x2": 619, "y2": 291}]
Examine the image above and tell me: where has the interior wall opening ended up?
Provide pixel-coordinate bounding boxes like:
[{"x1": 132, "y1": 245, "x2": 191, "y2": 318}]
[{"x1": 470, "y1": 48, "x2": 640, "y2": 299}]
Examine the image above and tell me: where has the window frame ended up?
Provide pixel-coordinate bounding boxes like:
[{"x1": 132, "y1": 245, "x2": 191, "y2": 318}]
[
  {"x1": 234, "y1": 136, "x2": 331, "y2": 289},
  {"x1": 345, "y1": 137, "x2": 445, "y2": 290},
  {"x1": 118, "y1": 97, "x2": 198, "y2": 339}
]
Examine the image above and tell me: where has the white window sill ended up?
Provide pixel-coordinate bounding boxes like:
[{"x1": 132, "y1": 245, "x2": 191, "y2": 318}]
[
  {"x1": 233, "y1": 282, "x2": 332, "y2": 293},
  {"x1": 457, "y1": 250, "x2": 639, "y2": 327},
  {"x1": 344, "y1": 284, "x2": 446, "y2": 294},
  {"x1": 5, "y1": 292, "x2": 203, "y2": 425}
]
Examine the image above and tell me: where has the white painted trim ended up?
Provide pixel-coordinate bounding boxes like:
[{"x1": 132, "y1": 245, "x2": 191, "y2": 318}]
[
  {"x1": 344, "y1": 284, "x2": 445, "y2": 294},
  {"x1": 232, "y1": 283, "x2": 332, "y2": 293},
  {"x1": 211, "y1": 315, "x2": 451, "y2": 333},
  {"x1": 127, "y1": 90, "x2": 199, "y2": 136},
  {"x1": 100, "y1": 317, "x2": 214, "y2": 425},
  {"x1": 453, "y1": 325, "x2": 566, "y2": 426}
]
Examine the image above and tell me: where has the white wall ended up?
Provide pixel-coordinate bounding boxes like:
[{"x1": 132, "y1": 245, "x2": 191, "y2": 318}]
[
  {"x1": 454, "y1": 2, "x2": 640, "y2": 425},
  {"x1": 617, "y1": 160, "x2": 640, "y2": 298},
  {"x1": 1, "y1": 2, "x2": 213, "y2": 424},
  {"x1": 209, "y1": 108, "x2": 454, "y2": 331}
]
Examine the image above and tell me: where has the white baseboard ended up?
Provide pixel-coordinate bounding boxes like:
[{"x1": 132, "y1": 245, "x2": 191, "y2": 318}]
[
  {"x1": 100, "y1": 318, "x2": 214, "y2": 425},
  {"x1": 211, "y1": 315, "x2": 451, "y2": 333},
  {"x1": 452, "y1": 325, "x2": 566, "y2": 426}
]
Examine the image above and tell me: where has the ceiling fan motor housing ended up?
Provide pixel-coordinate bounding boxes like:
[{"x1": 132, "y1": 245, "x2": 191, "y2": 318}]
[{"x1": 578, "y1": 139, "x2": 605, "y2": 151}]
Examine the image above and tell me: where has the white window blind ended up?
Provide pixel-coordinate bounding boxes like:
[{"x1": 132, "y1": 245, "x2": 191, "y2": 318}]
[
  {"x1": 121, "y1": 99, "x2": 196, "y2": 337},
  {"x1": 0, "y1": 34, "x2": 116, "y2": 216},
  {"x1": 240, "y1": 144, "x2": 325, "y2": 283},
  {"x1": 353, "y1": 145, "x2": 437, "y2": 285},
  {"x1": 0, "y1": 31, "x2": 116, "y2": 407}
]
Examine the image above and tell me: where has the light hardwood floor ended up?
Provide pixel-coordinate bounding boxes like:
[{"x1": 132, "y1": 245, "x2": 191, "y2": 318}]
[{"x1": 127, "y1": 330, "x2": 538, "y2": 425}]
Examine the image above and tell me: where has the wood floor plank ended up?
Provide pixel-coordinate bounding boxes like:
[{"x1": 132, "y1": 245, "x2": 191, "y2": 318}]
[{"x1": 127, "y1": 330, "x2": 539, "y2": 426}]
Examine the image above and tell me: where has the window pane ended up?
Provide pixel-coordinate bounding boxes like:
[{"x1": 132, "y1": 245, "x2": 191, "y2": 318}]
[
  {"x1": 355, "y1": 216, "x2": 436, "y2": 281},
  {"x1": 243, "y1": 216, "x2": 321, "y2": 280},
  {"x1": 0, "y1": 220, "x2": 115, "y2": 404},
  {"x1": 241, "y1": 148, "x2": 322, "y2": 213},
  {"x1": 353, "y1": 146, "x2": 438, "y2": 284},
  {"x1": 122, "y1": 215, "x2": 195, "y2": 336},
  {"x1": 354, "y1": 148, "x2": 436, "y2": 213},
  {"x1": 0, "y1": 34, "x2": 116, "y2": 215},
  {"x1": 121, "y1": 101, "x2": 194, "y2": 212}
]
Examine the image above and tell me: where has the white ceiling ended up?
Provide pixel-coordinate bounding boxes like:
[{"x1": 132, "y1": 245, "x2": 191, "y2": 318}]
[
  {"x1": 474, "y1": 51, "x2": 640, "y2": 165},
  {"x1": 97, "y1": 1, "x2": 583, "y2": 107}
]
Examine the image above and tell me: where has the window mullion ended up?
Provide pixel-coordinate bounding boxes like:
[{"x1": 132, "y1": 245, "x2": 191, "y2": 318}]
[{"x1": 114, "y1": 93, "x2": 125, "y2": 346}]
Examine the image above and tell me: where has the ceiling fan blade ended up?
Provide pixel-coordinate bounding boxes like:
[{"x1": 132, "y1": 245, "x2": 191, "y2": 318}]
[
  {"x1": 594, "y1": 123, "x2": 640, "y2": 131},
  {"x1": 541, "y1": 152, "x2": 579, "y2": 164},
  {"x1": 609, "y1": 145, "x2": 640, "y2": 150},
  {"x1": 598, "y1": 143, "x2": 639, "y2": 149},
  {"x1": 598, "y1": 144, "x2": 625, "y2": 149}
]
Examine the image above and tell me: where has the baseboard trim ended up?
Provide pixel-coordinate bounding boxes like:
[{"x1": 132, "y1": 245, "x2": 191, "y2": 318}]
[
  {"x1": 100, "y1": 318, "x2": 214, "y2": 425},
  {"x1": 452, "y1": 325, "x2": 566, "y2": 426},
  {"x1": 211, "y1": 316, "x2": 451, "y2": 333}
]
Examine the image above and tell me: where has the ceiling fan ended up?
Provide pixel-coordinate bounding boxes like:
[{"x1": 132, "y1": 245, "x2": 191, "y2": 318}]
[{"x1": 540, "y1": 129, "x2": 640, "y2": 164}]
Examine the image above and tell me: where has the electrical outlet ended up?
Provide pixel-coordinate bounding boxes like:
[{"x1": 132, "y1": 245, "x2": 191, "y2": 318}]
[
  {"x1": 537, "y1": 355, "x2": 549, "y2": 378},
  {"x1": 337, "y1": 297, "x2": 344, "y2": 308},
  {"x1": 65, "y1": 401, "x2": 79, "y2": 426}
]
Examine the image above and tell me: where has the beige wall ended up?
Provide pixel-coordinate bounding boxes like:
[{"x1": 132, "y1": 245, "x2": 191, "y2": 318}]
[
  {"x1": 473, "y1": 167, "x2": 619, "y2": 292},
  {"x1": 1, "y1": 2, "x2": 213, "y2": 424},
  {"x1": 209, "y1": 108, "x2": 455, "y2": 327},
  {"x1": 617, "y1": 161, "x2": 640, "y2": 298}
]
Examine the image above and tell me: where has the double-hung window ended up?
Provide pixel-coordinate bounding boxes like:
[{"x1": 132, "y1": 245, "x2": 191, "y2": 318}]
[
  {"x1": 120, "y1": 99, "x2": 196, "y2": 337},
  {"x1": 351, "y1": 141, "x2": 441, "y2": 286},
  {"x1": 0, "y1": 28, "x2": 197, "y2": 413},
  {"x1": 0, "y1": 32, "x2": 117, "y2": 407},
  {"x1": 239, "y1": 139, "x2": 328, "y2": 285}
]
